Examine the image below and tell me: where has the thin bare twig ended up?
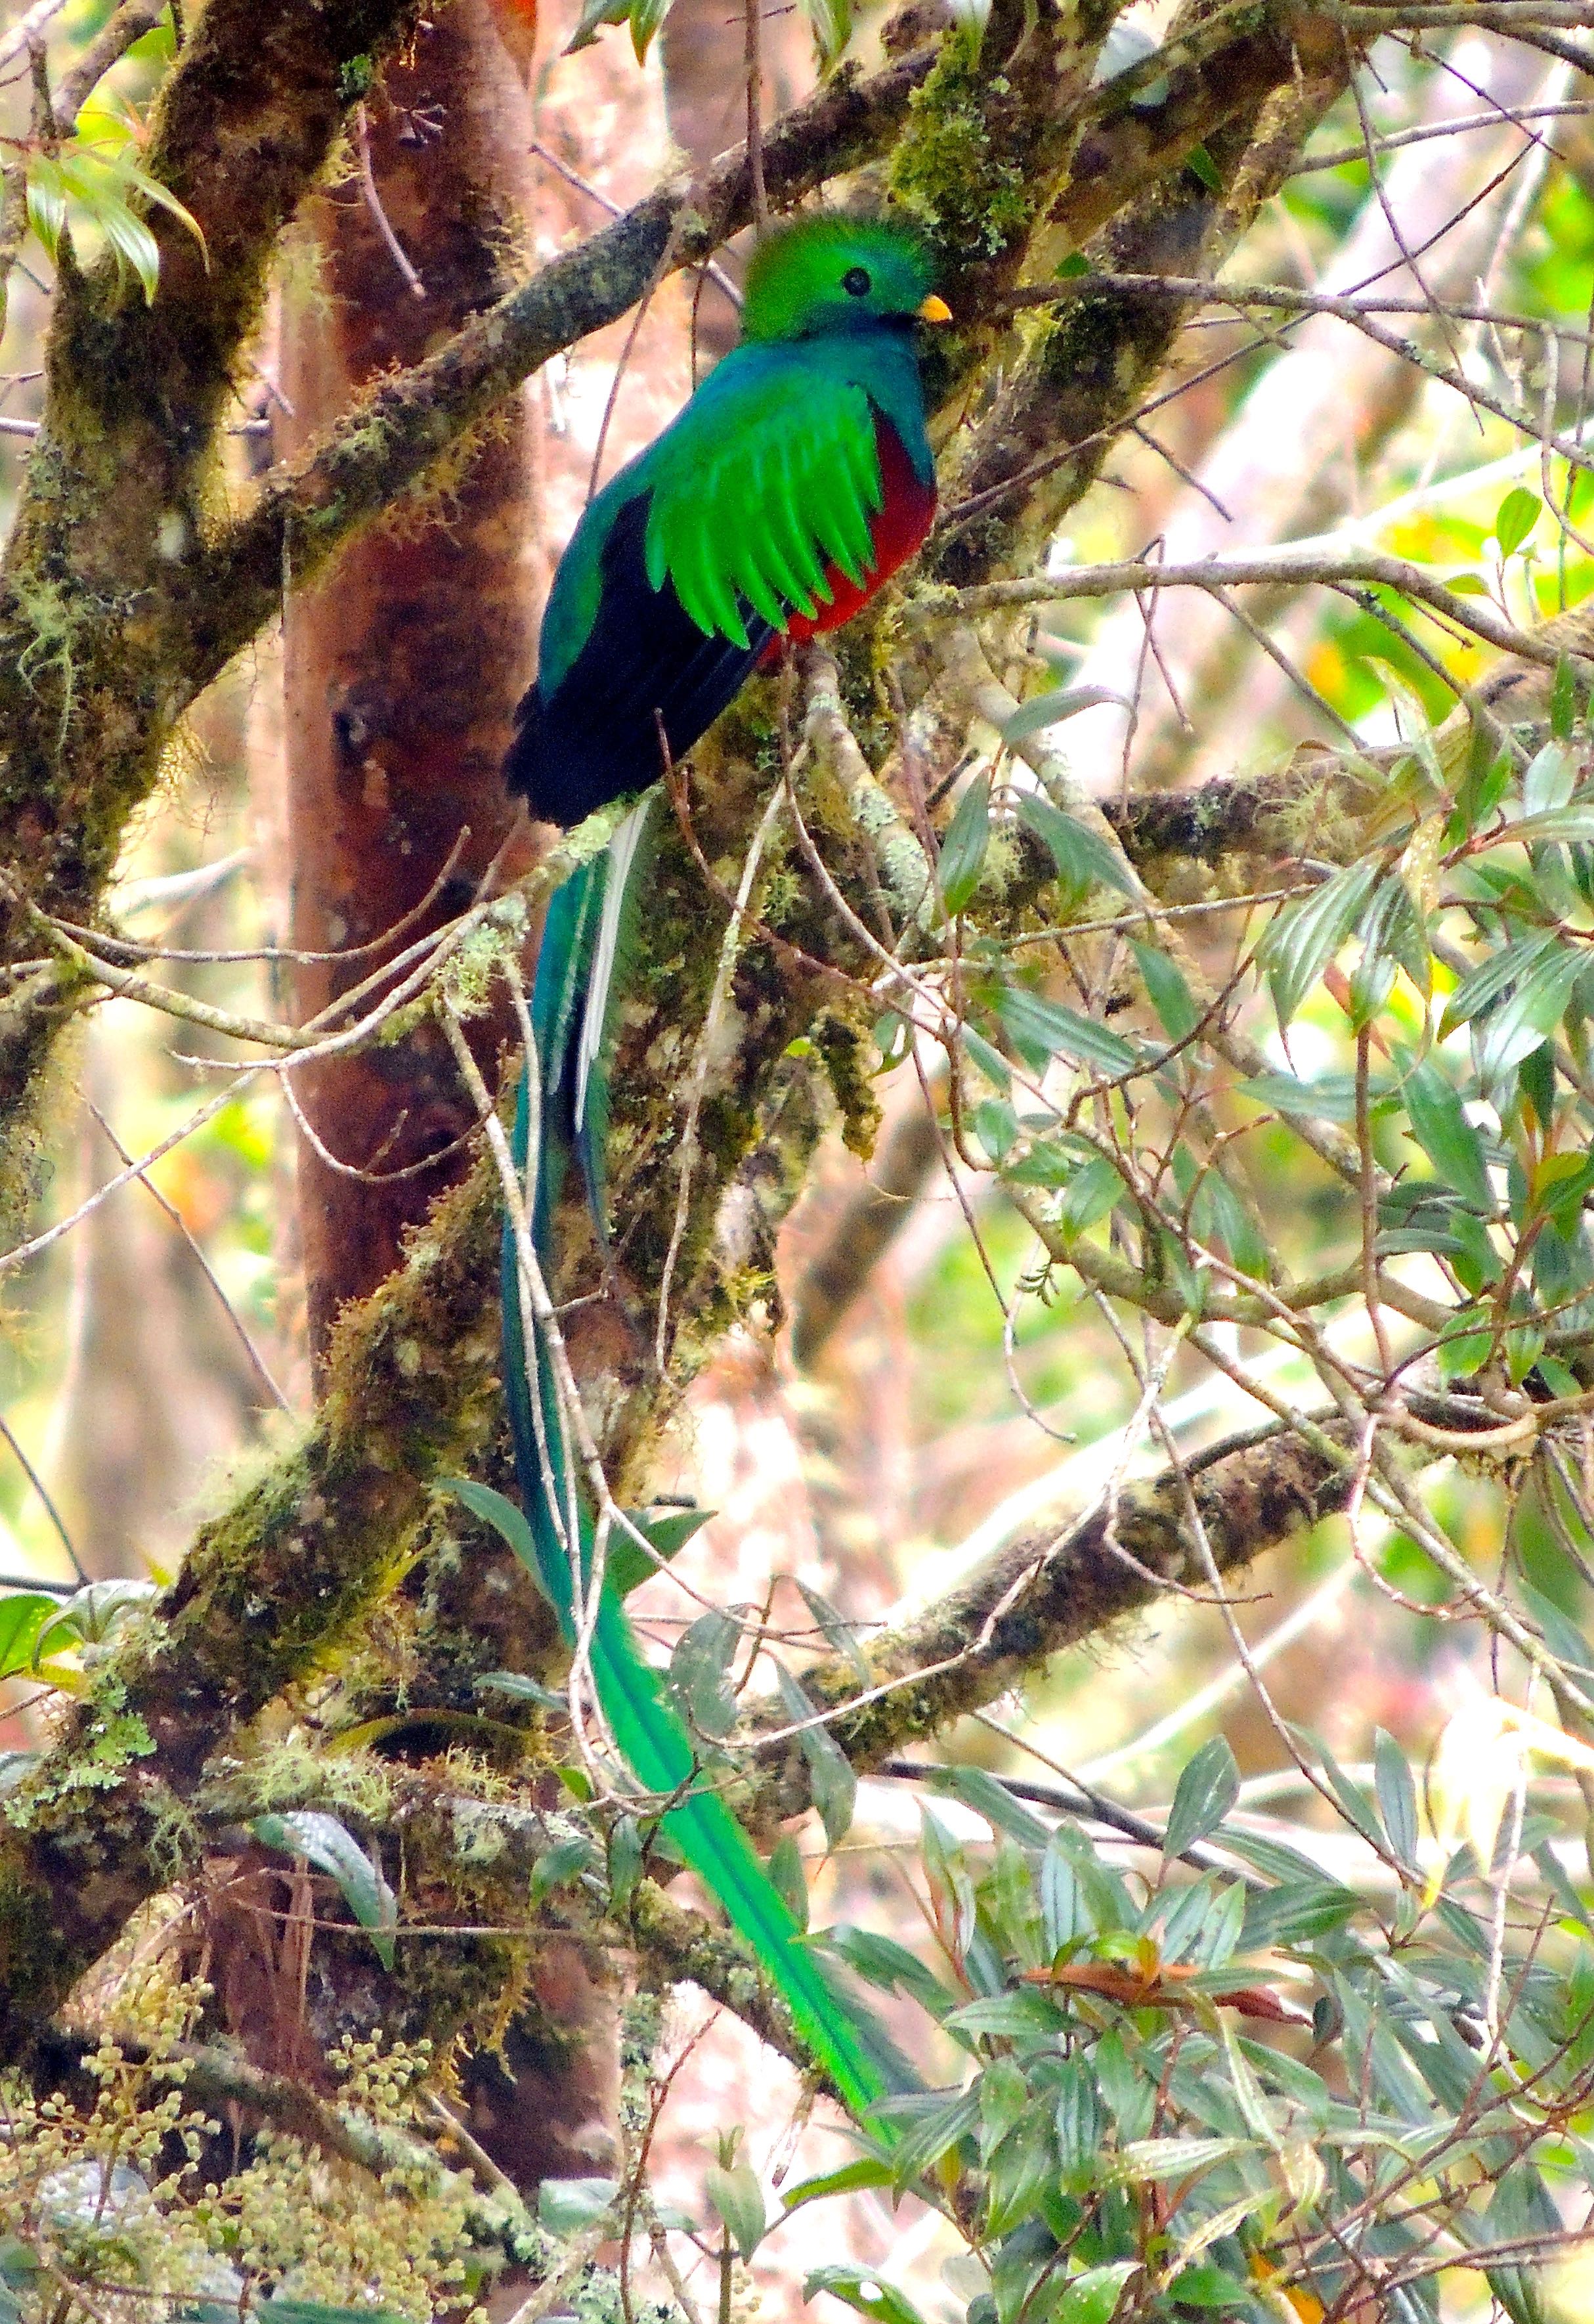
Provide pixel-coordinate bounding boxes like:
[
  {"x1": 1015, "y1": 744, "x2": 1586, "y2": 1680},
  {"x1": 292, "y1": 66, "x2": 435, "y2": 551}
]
[
  {"x1": 0, "y1": 1411, "x2": 84, "y2": 1582},
  {"x1": 85, "y1": 1099, "x2": 292, "y2": 1413},
  {"x1": 354, "y1": 102, "x2": 424, "y2": 300}
]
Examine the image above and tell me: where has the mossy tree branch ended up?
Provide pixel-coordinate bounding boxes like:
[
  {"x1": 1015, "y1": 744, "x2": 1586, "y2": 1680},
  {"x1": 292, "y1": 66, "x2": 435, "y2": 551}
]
[{"x1": 744, "y1": 1412, "x2": 1372, "y2": 1818}]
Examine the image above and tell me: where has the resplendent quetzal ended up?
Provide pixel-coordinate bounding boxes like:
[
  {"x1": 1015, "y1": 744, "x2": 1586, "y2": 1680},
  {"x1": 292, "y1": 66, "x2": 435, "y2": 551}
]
[{"x1": 497, "y1": 214, "x2": 947, "y2": 2117}]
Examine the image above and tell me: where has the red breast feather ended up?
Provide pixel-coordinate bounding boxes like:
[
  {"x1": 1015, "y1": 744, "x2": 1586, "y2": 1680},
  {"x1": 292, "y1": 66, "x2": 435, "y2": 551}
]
[{"x1": 761, "y1": 420, "x2": 936, "y2": 661}]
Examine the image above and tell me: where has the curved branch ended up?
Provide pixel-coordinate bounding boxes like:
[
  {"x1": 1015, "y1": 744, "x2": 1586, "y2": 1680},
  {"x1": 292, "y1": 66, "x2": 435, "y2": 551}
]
[{"x1": 746, "y1": 1411, "x2": 1369, "y2": 1816}]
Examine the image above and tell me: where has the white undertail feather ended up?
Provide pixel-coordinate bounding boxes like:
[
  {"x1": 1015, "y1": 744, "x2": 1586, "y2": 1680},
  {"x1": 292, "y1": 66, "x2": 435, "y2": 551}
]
[{"x1": 574, "y1": 794, "x2": 655, "y2": 1140}]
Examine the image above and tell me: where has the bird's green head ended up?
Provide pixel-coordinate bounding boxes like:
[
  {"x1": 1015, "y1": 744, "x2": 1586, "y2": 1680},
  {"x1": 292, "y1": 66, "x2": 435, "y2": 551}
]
[{"x1": 739, "y1": 213, "x2": 949, "y2": 344}]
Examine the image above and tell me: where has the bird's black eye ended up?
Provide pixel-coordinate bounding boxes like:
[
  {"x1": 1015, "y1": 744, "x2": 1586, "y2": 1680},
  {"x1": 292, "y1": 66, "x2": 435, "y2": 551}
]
[{"x1": 842, "y1": 265, "x2": 872, "y2": 297}]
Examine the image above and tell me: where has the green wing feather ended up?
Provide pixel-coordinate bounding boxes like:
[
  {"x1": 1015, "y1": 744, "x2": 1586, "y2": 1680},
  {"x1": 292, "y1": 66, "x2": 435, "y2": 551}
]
[{"x1": 643, "y1": 351, "x2": 883, "y2": 649}]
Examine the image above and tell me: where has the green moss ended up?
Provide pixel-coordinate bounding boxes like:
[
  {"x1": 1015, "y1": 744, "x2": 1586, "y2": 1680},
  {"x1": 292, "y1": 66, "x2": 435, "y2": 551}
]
[
  {"x1": 811, "y1": 1007, "x2": 882, "y2": 1159},
  {"x1": 888, "y1": 32, "x2": 1033, "y2": 262},
  {"x1": 4, "y1": 1677, "x2": 154, "y2": 1828},
  {"x1": 200, "y1": 1734, "x2": 395, "y2": 1825}
]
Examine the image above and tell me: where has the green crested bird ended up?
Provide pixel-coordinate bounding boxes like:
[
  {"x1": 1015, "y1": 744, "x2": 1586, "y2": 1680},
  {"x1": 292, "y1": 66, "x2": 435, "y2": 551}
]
[
  {"x1": 504, "y1": 210, "x2": 947, "y2": 825},
  {"x1": 498, "y1": 213, "x2": 947, "y2": 2118}
]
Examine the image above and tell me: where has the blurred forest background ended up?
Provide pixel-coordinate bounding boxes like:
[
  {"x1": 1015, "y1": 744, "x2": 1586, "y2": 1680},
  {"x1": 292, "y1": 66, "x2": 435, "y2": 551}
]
[{"x1": 5, "y1": 0, "x2": 1594, "y2": 2319}]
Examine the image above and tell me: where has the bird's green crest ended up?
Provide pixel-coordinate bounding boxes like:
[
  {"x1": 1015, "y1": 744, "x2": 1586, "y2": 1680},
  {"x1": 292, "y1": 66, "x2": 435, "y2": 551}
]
[{"x1": 740, "y1": 211, "x2": 936, "y2": 341}]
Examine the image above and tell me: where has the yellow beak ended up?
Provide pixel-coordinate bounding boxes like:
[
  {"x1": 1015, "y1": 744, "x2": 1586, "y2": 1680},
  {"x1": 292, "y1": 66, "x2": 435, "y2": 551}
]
[{"x1": 917, "y1": 293, "x2": 953, "y2": 324}]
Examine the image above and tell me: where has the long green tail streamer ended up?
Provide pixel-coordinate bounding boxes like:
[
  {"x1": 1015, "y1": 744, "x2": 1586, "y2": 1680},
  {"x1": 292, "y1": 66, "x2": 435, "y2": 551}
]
[{"x1": 500, "y1": 843, "x2": 905, "y2": 2122}]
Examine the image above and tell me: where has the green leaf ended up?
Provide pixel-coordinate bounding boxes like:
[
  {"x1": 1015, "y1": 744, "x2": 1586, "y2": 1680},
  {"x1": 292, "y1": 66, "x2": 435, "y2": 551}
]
[
  {"x1": 0, "y1": 1594, "x2": 60, "y2": 1680},
  {"x1": 1314, "y1": 1736, "x2": 1385, "y2": 1851},
  {"x1": 565, "y1": 0, "x2": 634, "y2": 47},
  {"x1": 94, "y1": 194, "x2": 161, "y2": 302},
  {"x1": 915, "y1": 1761, "x2": 1051, "y2": 1851},
  {"x1": 476, "y1": 1670, "x2": 567, "y2": 1711},
  {"x1": 819, "y1": 1925, "x2": 957, "y2": 2018},
  {"x1": 261, "y1": 2306, "x2": 411, "y2": 2324},
  {"x1": 1060, "y1": 2262, "x2": 1140, "y2": 2324},
  {"x1": 26, "y1": 123, "x2": 208, "y2": 307},
  {"x1": 781, "y1": 2157, "x2": 895, "y2": 2217},
  {"x1": 98, "y1": 146, "x2": 207, "y2": 263},
  {"x1": 943, "y1": 1990, "x2": 1059, "y2": 2042},
  {"x1": 1357, "y1": 870, "x2": 1431, "y2": 999},
  {"x1": 35, "y1": 1577, "x2": 156, "y2": 1661},
  {"x1": 1001, "y1": 686, "x2": 1131, "y2": 744},
  {"x1": 1163, "y1": 1735, "x2": 1239, "y2": 1858},
  {"x1": 1494, "y1": 487, "x2": 1541, "y2": 558},
  {"x1": 626, "y1": 0, "x2": 670, "y2": 56},
  {"x1": 1402, "y1": 1061, "x2": 1493, "y2": 1211},
  {"x1": 938, "y1": 773, "x2": 992, "y2": 915},
  {"x1": 1373, "y1": 1730, "x2": 1420, "y2": 1870},
  {"x1": 1475, "y1": 944, "x2": 1589, "y2": 1085},
  {"x1": 0, "y1": 2239, "x2": 38, "y2": 2299},
  {"x1": 1365, "y1": 657, "x2": 1444, "y2": 787},
  {"x1": 251, "y1": 1810, "x2": 397, "y2": 1971},
  {"x1": 1041, "y1": 1832, "x2": 1084, "y2": 1954},
  {"x1": 1552, "y1": 653, "x2": 1578, "y2": 741},
  {"x1": 1111, "y1": 2135, "x2": 1257, "y2": 2182},
  {"x1": 993, "y1": 984, "x2": 1140, "y2": 1078},
  {"x1": 1495, "y1": 799, "x2": 1594, "y2": 848},
  {"x1": 1132, "y1": 939, "x2": 1200, "y2": 1041},
  {"x1": 1190, "y1": 1168, "x2": 1269, "y2": 1281},
  {"x1": 1437, "y1": 1322, "x2": 1492, "y2": 1379},
  {"x1": 607, "y1": 1504, "x2": 713, "y2": 1600},
  {"x1": 706, "y1": 2160, "x2": 766, "y2": 2260},
  {"x1": 439, "y1": 1477, "x2": 544, "y2": 1595},
  {"x1": 1518, "y1": 1577, "x2": 1594, "y2": 1684},
  {"x1": 608, "y1": 1814, "x2": 643, "y2": 1912},
  {"x1": 804, "y1": 0, "x2": 853, "y2": 62},
  {"x1": 1240, "y1": 1877, "x2": 1362, "y2": 1948},
  {"x1": 1052, "y1": 2055, "x2": 1103, "y2": 2180},
  {"x1": 1184, "y1": 142, "x2": 1221, "y2": 190},
  {"x1": 1440, "y1": 931, "x2": 1559, "y2": 1034},
  {"x1": 670, "y1": 1609, "x2": 741, "y2": 1741},
  {"x1": 985, "y1": 2106, "x2": 1056, "y2": 2235},
  {"x1": 1094, "y1": 2028, "x2": 1155, "y2": 2141},
  {"x1": 976, "y1": 1098, "x2": 1019, "y2": 1162},
  {"x1": 804, "y1": 2264, "x2": 930, "y2": 2324},
  {"x1": 768, "y1": 1830, "x2": 808, "y2": 1929},
  {"x1": 530, "y1": 1833, "x2": 596, "y2": 1903},
  {"x1": 1057, "y1": 1150, "x2": 1124, "y2": 1239},
  {"x1": 1015, "y1": 794, "x2": 1137, "y2": 898},
  {"x1": 1238, "y1": 1069, "x2": 1363, "y2": 1121},
  {"x1": 775, "y1": 1665, "x2": 856, "y2": 1847},
  {"x1": 1164, "y1": 2264, "x2": 1254, "y2": 2310},
  {"x1": 538, "y1": 2176, "x2": 618, "y2": 2232},
  {"x1": 25, "y1": 164, "x2": 65, "y2": 263},
  {"x1": 1522, "y1": 739, "x2": 1576, "y2": 816},
  {"x1": 794, "y1": 1579, "x2": 871, "y2": 1683},
  {"x1": 962, "y1": 1024, "x2": 1013, "y2": 1091},
  {"x1": 1258, "y1": 860, "x2": 1381, "y2": 1033}
]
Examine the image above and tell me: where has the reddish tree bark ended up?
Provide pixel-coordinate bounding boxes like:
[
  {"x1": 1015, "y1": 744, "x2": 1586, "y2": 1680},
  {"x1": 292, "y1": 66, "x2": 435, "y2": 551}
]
[{"x1": 279, "y1": 0, "x2": 542, "y2": 1360}]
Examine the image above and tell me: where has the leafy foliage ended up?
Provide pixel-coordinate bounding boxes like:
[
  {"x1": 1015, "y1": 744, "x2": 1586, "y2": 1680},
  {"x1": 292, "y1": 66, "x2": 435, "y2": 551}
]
[
  {"x1": 811, "y1": 1738, "x2": 1594, "y2": 2324},
  {"x1": 26, "y1": 85, "x2": 205, "y2": 304}
]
